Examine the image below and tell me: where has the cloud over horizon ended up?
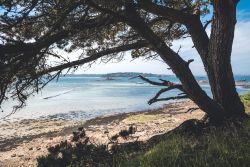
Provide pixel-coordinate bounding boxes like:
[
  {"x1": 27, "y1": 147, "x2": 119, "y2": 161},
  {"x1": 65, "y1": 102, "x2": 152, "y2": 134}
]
[{"x1": 68, "y1": 10, "x2": 250, "y2": 76}]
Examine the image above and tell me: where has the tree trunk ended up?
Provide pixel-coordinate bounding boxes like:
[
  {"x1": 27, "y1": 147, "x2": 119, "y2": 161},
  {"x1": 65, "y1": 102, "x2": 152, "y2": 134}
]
[
  {"x1": 123, "y1": 4, "x2": 225, "y2": 119},
  {"x1": 124, "y1": 1, "x2": 246, "y2": 125},
  {"x1": 207, "y1": 0, "x2": 245, "y2": 120}
]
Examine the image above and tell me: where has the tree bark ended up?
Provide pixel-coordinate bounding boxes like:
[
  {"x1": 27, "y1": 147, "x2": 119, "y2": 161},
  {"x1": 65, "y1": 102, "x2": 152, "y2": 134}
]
[
  {"x1": 207, "y1": 0, "x2": 245, "y2": 119},
  {"x1": 122, "y1": 4, "x2": 225, "y2": 120}
]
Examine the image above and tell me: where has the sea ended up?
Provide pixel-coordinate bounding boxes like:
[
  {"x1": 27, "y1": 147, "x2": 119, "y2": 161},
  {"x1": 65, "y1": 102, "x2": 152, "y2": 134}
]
[{"x1": 1, "y1": 74, "x2": 250, "y2": 122}]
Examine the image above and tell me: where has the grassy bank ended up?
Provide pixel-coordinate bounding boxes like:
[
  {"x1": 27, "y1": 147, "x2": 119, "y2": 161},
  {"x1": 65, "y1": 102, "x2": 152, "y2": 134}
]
[
  {"x1": 37, "y1": 92, "x2": 250, "y2": 167},
  {"x1": 124, "y1": 121, "x2": 250, "y2": 167},
  {"x1": 241, "y1": 91, "x2": 250, "y2": 113},
  {"x1": 124, "y1": 92, "x2": 250, "y2": 167}
]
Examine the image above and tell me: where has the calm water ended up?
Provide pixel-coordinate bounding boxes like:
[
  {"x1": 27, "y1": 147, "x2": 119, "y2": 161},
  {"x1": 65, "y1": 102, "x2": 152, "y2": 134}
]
[{"x1": 1, "y1": 75, "x2": 249, "y2": 122}]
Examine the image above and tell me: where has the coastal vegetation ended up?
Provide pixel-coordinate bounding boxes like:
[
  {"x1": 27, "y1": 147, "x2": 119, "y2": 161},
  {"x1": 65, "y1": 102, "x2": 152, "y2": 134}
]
[
  {"x1": 37, "y1": 120, "x2": 250, "y2": 167},
  {"x1": 0, "y1": 0, "x2": 250, "y2": 166},
  {"x1": 0, "y1": 0, "x2": 248, "y2": 125},
  {"x1": 126, "y1": 120, "x2": 250, "y2": 167},
  {"x1": 125, "y1": 92, "x2": 250, "y2": 167},
  {"x1": 241, "y1": 92, "x2": 250, "y2": 112},
  {"x1": 127, "y1": 114, "x2": 162, "y2": 122},
  {"x1": 36, "y1": 92, "x2": 250, "y2": 167}
]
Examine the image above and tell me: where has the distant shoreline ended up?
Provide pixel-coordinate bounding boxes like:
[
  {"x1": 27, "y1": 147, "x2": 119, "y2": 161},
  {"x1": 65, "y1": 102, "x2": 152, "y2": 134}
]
[
  {"x1": 61, "y1": 72, "x2": 250, "y2": 77},
  {"x1": 198, "y1": 79, "x2": 250, "y2": 89}
]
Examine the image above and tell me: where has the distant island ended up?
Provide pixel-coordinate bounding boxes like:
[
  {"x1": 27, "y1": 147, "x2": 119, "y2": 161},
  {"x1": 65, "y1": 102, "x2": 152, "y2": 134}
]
[
  {"x1": 63, "y1": 72, "x2": 169, "y2": 78},
  {"x1": 61, "y1": 73, "x2": 250, "y2": 89},
  {"x1": 102, "y1": 72, "x2": 168, "y2": 78}
]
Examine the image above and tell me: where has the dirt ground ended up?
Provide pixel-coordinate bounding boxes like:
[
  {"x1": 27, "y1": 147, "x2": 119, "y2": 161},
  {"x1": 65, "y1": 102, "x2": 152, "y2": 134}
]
[{"x1": 0, "y1": 100, "x2": 204, "y2": 167}]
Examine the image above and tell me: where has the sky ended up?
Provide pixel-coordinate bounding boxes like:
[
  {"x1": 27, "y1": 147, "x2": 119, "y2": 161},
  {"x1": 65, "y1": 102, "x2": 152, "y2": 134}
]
[{"x1": 70, "y1": 1, "x2": 250, "y2": 75}]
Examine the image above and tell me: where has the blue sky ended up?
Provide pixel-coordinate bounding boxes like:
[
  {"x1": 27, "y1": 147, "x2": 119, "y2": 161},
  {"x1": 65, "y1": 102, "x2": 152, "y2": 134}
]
[
  {"x1": 238, "y1": 0, "x2": 250, "y2": 11},
  {"x1": 1, "y1": 1, "x2": 249, "y2": 75},
  {"x1": 76, "y1": 1, "x2": 250, "y2": 75}
]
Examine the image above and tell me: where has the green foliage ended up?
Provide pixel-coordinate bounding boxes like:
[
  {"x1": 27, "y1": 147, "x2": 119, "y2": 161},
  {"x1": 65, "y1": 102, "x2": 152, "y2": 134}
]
[
  {"x1": 37, "y1": 126, "x2": 138, "y2": 167},
  {"x1": 0, "y1": 0, "x2": 214, "y2": 111},
  {"x1": 37, "y1": 128, "x2": 115, "y2": 167},
  {"x1": 38, "y1": 120, "x2": 250, "y2": 167},
  {"x1": 37, "y1": 140, "x2": 114, "y2": 167},
  {"x1": 240, "y1": 91, "x2": 250, "y2": 112},
  {"x1": 118, "y1": 126, "x2": 136, "y2": 139},
  {"x1": 124, "y1": 120, "x2": 250, "y2": 167},
  {"x1": 37, "y1": 90, "x2": 250, "y2": 167}
]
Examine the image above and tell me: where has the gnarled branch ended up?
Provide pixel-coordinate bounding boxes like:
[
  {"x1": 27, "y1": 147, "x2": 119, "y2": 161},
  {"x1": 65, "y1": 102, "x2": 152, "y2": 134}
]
[
  {"x1": 38, "y1": 41, "x2": 148, "y2": 75},
  {"x1": 148, "y1": 86, "x2": 184, "y2": 105},
  {"x1": 135, "y1": 75, "x2": 186, "y2": 105},
  {"x1": 137, "y1": 75, "x2": 175, "y2": 87},
  {"x1": 149, "y1": 95, "x2": 188, "y2": 104},
  {"x1": 137, "y1": 1, "x2": 209, "y2": 68},
  {"x1": 185, "y1": 107, "x2": 199, "y2": 113}
]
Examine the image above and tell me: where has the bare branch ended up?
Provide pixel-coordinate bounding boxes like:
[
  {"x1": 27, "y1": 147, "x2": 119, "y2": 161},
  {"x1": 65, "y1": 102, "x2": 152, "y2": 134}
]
[
  {"x1": 134, "y1": 75, "x2": 186, "y2": 105},
  {"x1": 185, "y1": 107, "x2": 199, "y2": 113},
  {"x1": 177, "y1": 45, "x2": 182, "y2": 54},
  {"x1": 38, "y1": 41, "x2": 148, "y2": 75},
  {"x1": 137, "y1": 75, "x2": 175, "y2": 87},
  {"x1": 149, "y1": 95, "x2": 188, "y2": 105},
  {"x1": 187, "y1": 59, "x2": 194, "y2": 66},
  {"x1": 203, "y1": 20, "x2": 212, "y2": 30},
  {"x1": 148, "y1": 86, "x2": 183, "y2": 105}
]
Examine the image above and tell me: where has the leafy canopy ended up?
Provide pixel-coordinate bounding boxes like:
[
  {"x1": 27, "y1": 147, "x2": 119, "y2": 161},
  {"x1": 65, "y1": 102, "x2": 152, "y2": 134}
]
[{"x1": 0, "y1": 0, "x2": 211, "y2": 112}]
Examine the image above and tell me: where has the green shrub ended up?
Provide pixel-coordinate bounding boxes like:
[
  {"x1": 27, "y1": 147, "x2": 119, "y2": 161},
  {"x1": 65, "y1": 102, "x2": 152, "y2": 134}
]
[
  {"x1": 241, "y1": 91, "x2": 250, "y2": 112},
  {"x1": 37, "y1": 127, "x2": 115, "y2": 167},
  {"x1": 37, "y1": 126, "x2": 137, "y2": 167},
  {"x1": 38, "y1": 92, "x2": 250, "y2": 167},
  {"x1": 125, "y1": 120, "x2": 250, "y2": 167}
]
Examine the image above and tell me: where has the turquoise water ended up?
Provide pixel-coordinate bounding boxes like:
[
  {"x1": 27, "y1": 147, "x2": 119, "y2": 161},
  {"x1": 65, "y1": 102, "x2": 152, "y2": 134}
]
[{"x1": 0, "y1": 75, "x2": 249, "y2": 121}]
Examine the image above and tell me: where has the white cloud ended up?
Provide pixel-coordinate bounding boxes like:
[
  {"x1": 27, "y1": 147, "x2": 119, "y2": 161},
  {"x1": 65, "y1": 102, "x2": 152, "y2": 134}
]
[
  {"x1": 74, "y1": 55, "x2": 171, "y2": 75},
  {"x1": 64, "y1": 19, "x2": 250, "y2": 75},
  {"x1": 231, "y1": 21, "x2": 250, "y2": 75}
]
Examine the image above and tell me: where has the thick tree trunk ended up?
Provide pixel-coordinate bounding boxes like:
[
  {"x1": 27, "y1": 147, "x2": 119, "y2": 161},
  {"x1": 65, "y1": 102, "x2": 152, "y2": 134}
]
[
  {"x1": 123, "y1": 1, "x2": 246, "y2": 125},
  {"x1": 123, "y1": 5, "x2": 225, "y2": 119},
  {"x1": 207, "y1": 0, "x2": 245, "y2": 119}
]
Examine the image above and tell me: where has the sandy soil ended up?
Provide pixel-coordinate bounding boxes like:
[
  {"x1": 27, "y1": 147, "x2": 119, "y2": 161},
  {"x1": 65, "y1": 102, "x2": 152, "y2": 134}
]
[{"x1": 0, "y1": 100, "x2": 204, "y2": 167}]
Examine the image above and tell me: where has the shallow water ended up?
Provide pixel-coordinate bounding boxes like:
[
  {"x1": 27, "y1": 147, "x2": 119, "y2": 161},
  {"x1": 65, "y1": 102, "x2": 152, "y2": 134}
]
[{"x1": 0, "y1": 75, "x2": 249, "y2": 122}]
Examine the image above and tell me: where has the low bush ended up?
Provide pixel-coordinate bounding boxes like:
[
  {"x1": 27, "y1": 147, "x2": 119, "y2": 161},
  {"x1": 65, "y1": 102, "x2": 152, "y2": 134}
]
[
  {"x1": 37, "y1": 126, "x2": 138, "y2": 167},
  {"x1": 125, "y1": 120, "x2": 250, "y2": 167}
]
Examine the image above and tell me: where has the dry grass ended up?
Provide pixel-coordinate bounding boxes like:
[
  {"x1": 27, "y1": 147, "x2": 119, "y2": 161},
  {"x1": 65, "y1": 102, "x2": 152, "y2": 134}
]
[{"x1": 126, "y1": 114, "x2": 162, "y2": 122}]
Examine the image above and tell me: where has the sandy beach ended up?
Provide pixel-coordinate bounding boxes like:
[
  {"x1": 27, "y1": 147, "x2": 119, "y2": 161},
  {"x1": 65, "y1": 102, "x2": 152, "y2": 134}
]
[{"x1": 0, "y1": 100, "x2": 204, "y2": 167}]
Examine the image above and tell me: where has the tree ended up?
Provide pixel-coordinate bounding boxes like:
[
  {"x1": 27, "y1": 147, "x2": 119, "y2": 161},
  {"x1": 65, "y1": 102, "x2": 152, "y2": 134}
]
[{"x1": 0, "y1": 0, "x2": 247, "y2": 124}]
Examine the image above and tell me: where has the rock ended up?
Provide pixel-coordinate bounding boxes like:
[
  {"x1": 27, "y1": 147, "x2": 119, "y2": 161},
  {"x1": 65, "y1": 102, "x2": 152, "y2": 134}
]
[
  {"x1": 37, "y1": 147, "x2": 41, "y2": 150},
  {"x1": 28, "y1": 147, "x2": 33, "y2": 150},
  {"x1": 18, "y1": 154, "x2": 24, "y2": 157},
  {"x1": 11, "y1": 154, "x2": 16, "y2": 157},
  {"x1": 25, "y1": 157, "x2": 31, "y2": 161},
  {"x1": 28, "y1": 162, "x2": 33, "y2": 165},
  {"x1": 78, "y1": 127, "x2": 84, "y2": 131}
]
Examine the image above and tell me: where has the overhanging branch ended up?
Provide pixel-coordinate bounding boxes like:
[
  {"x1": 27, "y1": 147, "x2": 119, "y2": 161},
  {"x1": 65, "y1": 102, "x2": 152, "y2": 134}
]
[
  {"x1": 135, "y1": 75, "x2": 186, "y2": 105},
  {"x1": 137, "y1": 1, "x2": 193, "y2": 24},
  {"x1": 137, "y1": 75, "x2": 176, "y2": 87},
  {"x1": 148, "y1": 86, "x2": 184, "y2": 105},
  {"x1": 137, "y1": 1, "x2": 209, "y2": 68},
  {"x1": 149, "y1": 95, "x2": 188, "y2": 104},
  {"x1": 38, "y1": 41, "x2": 148, "y2": 75}
]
